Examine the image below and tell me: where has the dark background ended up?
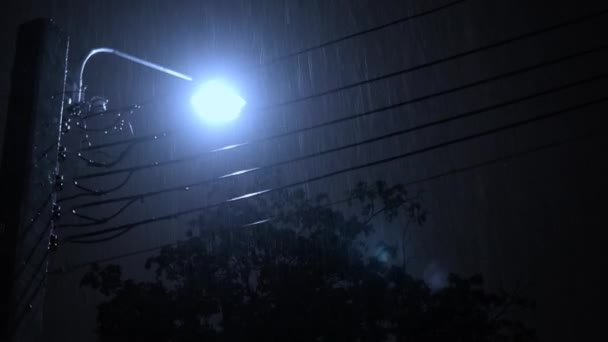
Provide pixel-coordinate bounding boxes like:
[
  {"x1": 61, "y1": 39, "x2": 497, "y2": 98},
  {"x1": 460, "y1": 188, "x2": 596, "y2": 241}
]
[{"x1": 1, "y1": 1, "x2": 607, "y2": 341}]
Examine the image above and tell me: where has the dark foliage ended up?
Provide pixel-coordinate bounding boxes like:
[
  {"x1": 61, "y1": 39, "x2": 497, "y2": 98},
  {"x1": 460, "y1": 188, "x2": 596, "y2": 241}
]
[{"x1": 81, "y1": 181, "x2": 535, "y2": 341}]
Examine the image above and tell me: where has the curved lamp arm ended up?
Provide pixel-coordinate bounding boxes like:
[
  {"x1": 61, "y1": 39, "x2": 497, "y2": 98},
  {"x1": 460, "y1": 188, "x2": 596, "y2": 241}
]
[{"x1": 78, "y1": 47, "x2": 193, "y2": 103}]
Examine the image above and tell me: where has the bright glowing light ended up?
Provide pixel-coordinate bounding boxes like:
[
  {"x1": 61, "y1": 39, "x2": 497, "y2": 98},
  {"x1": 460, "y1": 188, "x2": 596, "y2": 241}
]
[{"x1": 190, "y1": 80, "x2": 246, "y2": 124}]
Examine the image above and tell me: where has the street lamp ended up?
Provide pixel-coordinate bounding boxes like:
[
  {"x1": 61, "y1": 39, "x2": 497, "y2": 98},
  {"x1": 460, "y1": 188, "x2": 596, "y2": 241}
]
[
  {"x1": 78, "y1": 47, "x2": 246, "y2": 123},
  {"x1": 190, "y1": 80, "x2": 246, "y2": 124}
]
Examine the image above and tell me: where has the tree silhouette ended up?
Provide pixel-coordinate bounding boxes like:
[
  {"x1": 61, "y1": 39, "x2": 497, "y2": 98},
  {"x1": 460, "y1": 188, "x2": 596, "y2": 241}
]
[{"x1": 81, "y1": 181, "x2": 535, "y2": 341}]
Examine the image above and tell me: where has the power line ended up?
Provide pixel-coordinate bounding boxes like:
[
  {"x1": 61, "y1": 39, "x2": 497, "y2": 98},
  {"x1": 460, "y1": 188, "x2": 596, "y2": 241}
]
[
  {"x1": 8, "y1": 272, "x2": 47, "y2": 340},
  {"x1": 34, "y1": 143, "x2": 58, "y2": 164},
  {"x1": 52, "y1": 130, "x2": 599, "y2": 272},
  {"x1": 77, "y1": 8, "x2": 608, "y2": 154},
  {"x1": 254, "y1": 8, "x2": 608, "y2": 110},
  {"x1": 14, "y1": 249, "x2": 49, "y2": 310},
  {"x1": 261, "y1": 0, "x2": 466, "y2": 66},
  {"x1": 59, "y1": 171, "x2": 134, "y2": 202},
  {"x1": 72, "y1": 45, "x2": 607, "y2": 184},
  {"x1": 81, "y1": 103, "x2": 141, "y2": 120},
  {"x1": 17, "y1": 192, "x2": 53, "y2": 243},
  {"x1": 12, "y1": 219, "x2": 52, "y2": 282},
  {"x1": 76, "y1": 114, "x2": 125, "y2": 132},
  {"x1": 62, "y1": 73, "x2": 606, "y2": 218},
  {"x1": 51, "y1": 244, "x2": 169, "y2": 274},
  {"x1": 69, "y1": 198, "x2": 139, "y2": 227},
  {"x1": 62, "y1": 96, "x2": 608, "y2": 242},
  {"x1": 78, "y1": 143, "x2": 138, "y2": 168}
]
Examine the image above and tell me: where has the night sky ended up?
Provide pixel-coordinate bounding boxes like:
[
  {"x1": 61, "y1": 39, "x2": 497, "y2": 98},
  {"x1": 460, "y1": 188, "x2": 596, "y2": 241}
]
[{"x1": 1, "y1": 1, "x2": 607, "y2": 341}]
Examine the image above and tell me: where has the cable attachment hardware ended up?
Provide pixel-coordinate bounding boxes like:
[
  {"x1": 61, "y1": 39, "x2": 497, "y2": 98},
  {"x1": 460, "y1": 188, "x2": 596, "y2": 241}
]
[
  {"x1": 52, "y1": 203, "x2": 61, "y2": 221},
  {"x1": 48, "y1": 233, "x2": 59, "y2": 251},
  {"x1": 58, "y1": 145, "x2": 67, "y2": 162},
  {"x1": 55, "y1": 175, "x2": 64, "y2": 191}
]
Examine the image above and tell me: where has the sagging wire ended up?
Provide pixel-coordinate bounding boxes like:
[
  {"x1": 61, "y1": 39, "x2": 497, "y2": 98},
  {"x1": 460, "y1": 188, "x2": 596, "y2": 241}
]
[
  {"x1": 64, "y1": 96, "x2": 103, "y2": 148},
  {"x1": 77, "y1": 97, "x2": 130, "y2": 134},
  {"x1": 65, "y1": 195, "x2": 358, "y2": 244},
  {"x1": 50, "y1": 130, "x2": 598, "y2": 274},
  {"x1": 63, "y1": 72, "x2": 607, "y2": 224},
  {"x1": 58, "y1": 171, "x2": 135, "y2": 202},
  {"x1": 75, "y1": 8, "x2": 608, "y2": 155},
  {"x1": 62, "y1": 96, "x2": 608, "y2": 243},
  {"x1": 75, "y1": 112, "x2": 124, "y2": 133},
  {"x1": 82, "y1": 103, "x2": 142, "y2": 120},
  {"x1": 72, "y1": 45, "x2": 608, "y2": 183},
  {"x1": 63, "y1": 198, "x2": 139, "y2": 228},
  {"x1": 76, "y1": 100, "x2": 139, "y2": 137},
  {"x1": 77, "y1": 142, "x2": 138, "y2": 168},
  {"x1": 64, "y1": 226, "x2": 135, "y2": 244},
  {"x1": 67, "y1": 97, "x2": 141, "y2": 168}
]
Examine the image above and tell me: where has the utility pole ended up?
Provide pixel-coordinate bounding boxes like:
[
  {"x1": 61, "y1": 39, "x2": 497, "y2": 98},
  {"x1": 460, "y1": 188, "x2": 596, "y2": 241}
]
[{"x1": 0, "y1": 19, "x2": 69, "y2": 341}]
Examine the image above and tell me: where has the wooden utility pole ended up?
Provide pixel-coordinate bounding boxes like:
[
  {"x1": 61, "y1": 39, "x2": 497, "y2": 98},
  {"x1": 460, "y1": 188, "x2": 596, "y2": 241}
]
[{"x1": 0, "y1": 19, "x2": 69, "y2": 341}]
